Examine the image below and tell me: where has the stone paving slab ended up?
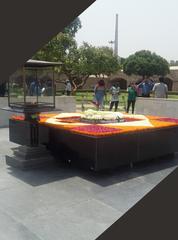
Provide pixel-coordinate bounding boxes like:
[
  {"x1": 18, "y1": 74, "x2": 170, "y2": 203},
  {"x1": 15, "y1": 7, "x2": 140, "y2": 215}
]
[{"x1": 0, "y1": 128, "x2": 178, "y2": 240}]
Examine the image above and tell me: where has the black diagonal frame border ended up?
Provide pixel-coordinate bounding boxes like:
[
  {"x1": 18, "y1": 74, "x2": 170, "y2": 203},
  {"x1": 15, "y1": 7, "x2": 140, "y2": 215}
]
[
  {"x1": 1, "y1": 1, "x2": 178, "y2": 239},
  {"x1": 97, "y1": 167, "x2": 178, "y2": 240},
  {"x1": 0, "y1": 0, "x2": 96, "y2": 84}
]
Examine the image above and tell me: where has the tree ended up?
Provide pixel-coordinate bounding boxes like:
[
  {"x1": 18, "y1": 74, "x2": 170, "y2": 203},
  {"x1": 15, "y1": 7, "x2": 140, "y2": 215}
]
[
  {"x1": 120, "y1": 57, "x2": 126, "y2": 66},
  {"x1": 123, "y1": 50, "x2": 170, "y2": 78},
  {"x1": 32, "y1": 18, "x2": 120, "y2": 91},
  {"x1": 60, "y1": 43, "x2": 120, "y2": 90},
  {"x1": 92, "y1": 46, "x2": 120, "y2": 77}
]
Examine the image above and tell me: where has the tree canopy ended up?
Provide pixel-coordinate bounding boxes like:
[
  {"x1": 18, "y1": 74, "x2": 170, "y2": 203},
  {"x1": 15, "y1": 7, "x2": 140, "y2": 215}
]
[
  {"x1": 61, "y1": 43, "x2": 120, "y2": 90},
  {"x1": 123, "y1": 50, "x2": 170, "y2": 78},
  {"x1": 33, "y1": 17, "x2": 120, "y2": 90}
]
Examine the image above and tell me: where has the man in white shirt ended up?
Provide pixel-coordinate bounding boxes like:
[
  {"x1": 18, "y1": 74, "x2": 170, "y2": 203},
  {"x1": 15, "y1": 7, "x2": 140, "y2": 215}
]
[
  {"x1": 152, "y1": 77, "x2": 168, "y2": 98},
  {"x1": 109, "y1": 83, "x2": 120, "y2": 111},
  {"x1": 65, "y1": 79, "x2": 72, "y2": 96}
]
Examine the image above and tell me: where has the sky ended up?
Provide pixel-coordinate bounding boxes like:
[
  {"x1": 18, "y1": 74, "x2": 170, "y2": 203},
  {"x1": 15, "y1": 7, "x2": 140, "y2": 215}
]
[{"x1": 75, "y1": 0, "x2": 178, "y2": 61}]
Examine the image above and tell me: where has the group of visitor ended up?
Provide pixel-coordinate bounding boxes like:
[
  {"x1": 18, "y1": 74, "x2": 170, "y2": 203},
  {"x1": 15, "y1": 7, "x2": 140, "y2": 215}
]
[
  {"x1": 29, "y1": 80, "x2": 42, "y2": 96},
  {"x1": 92, "y1": 76, "x2": 168, "y2": 114},
  {"x1": 29, "y1": 79, "x2": 53, "y2": 96},
  {"x1": 93, "y1": 79, "x2": 120, "y2": 111},
  {"x1": 136, "y1": 78, "x2": 154, "y2": 97},
  {"x1": 27, "y1": 76, "x2": 168, "y2": 114}
]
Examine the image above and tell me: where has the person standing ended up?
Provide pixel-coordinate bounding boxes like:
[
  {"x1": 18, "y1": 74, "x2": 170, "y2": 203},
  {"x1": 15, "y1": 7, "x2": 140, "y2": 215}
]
[
  {"x1": 127, "y1": 82, "x2": 137, "y2": 114},
  {"x1": 135, "y1": 77, "x2": 144, "y2": 97},
  {"x1": 29, "y1": 79, "x2": 41, "y2": 96},
  {"x1": 152, "y1": 77, "x2": 168, "y2": 98},
  {"x1": 29, "y1": 80, "x2": 36, "y2": 96},
  {"x1": 65, "y1": 79, "x2": 72, "y2": 96},
  {"x1": 139, "y1": 78, "x2": 154, "y2": 97},
  {"x1": 94, "y1": 79, "x2": 106, "y2": 110},
  {"x1": 109, "y1": 83, "x2": 120, "y2": 111}
]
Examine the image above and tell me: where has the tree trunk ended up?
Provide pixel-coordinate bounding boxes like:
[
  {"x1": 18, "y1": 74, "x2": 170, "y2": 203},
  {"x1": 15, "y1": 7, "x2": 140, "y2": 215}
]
[{"x1": 72, "y1": 75, "x2": 89, "y2": 92}]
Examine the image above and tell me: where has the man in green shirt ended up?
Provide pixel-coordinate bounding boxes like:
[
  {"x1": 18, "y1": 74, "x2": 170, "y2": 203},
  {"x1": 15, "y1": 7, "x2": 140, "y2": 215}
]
[{"x1": 126, "y1": 83, "x2": 137, "y2": 114}]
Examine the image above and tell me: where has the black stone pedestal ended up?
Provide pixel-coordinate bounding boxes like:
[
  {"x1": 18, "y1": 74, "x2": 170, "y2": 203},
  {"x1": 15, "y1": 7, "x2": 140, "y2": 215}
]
[
  {"x1": 49, "y1": 126, "x2": 178, "y2": 171},
  {"x1": 6, "y1": 145, "x2": 54, "y2": 170}
]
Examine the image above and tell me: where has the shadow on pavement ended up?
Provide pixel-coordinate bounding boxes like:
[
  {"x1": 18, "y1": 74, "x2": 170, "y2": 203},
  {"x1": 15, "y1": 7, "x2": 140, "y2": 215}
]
[{"x1": 6, "y1": 153, "x2": 178, "y2": 187}]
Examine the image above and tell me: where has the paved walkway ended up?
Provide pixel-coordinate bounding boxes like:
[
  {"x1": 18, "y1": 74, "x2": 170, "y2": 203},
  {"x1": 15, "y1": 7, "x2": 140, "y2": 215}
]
[{"x1": 0, "y1": 128, "x2": 178, "y2": 240}]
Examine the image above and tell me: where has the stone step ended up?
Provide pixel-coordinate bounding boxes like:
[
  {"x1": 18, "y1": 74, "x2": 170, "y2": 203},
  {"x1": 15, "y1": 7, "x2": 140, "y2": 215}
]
[{"x1": 6, "y1": 155, "x2": 55, "y2": 170}]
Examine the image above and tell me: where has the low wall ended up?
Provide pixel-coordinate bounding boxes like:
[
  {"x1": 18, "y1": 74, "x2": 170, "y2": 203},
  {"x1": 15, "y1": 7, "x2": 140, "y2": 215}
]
[
  {"x1": 54, "y1": 96, "x2": 76, "y2": 113},
  {"x1": 135, "y1": 97, "x2": 178, "y2": 118},
  {"x1": 0, "y1": 96, "x2": 76, "y2": 128}
]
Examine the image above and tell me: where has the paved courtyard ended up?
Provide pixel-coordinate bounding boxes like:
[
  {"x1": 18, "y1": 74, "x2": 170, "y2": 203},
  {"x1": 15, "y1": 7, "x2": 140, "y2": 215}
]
[{"x1": 0, "y1": 127, "x2": 178, "y2": 240}]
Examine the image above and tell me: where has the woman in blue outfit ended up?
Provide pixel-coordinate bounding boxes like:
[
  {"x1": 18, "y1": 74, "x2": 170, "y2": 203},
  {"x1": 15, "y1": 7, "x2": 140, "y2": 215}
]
[{"x1": 94, "y1": 79, "x2": 106, "y2": 110}]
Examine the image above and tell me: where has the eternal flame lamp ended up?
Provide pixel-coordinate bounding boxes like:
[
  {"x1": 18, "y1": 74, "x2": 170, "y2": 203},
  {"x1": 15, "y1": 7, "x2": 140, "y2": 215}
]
[{"x1": 5, "y1": 59, "x2": 61, "y2": 169}]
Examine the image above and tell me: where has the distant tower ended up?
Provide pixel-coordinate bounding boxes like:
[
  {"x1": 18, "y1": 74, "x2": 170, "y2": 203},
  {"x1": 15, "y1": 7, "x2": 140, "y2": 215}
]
[{"x1": 114, "y1": 13, "x2": 118, "y2": 57}]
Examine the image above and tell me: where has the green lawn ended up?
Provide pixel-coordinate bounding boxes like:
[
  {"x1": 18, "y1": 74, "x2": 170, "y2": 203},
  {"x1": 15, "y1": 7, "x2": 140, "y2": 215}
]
[{"x1": 167, "y1": 94, "x2": 178, "y2": 99}]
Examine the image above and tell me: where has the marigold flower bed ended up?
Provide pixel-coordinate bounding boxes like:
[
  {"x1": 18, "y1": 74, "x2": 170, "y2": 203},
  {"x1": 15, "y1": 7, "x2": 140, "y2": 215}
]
[{"x1": 11, "y1": 113, "x2": 178, "y2": 137}]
